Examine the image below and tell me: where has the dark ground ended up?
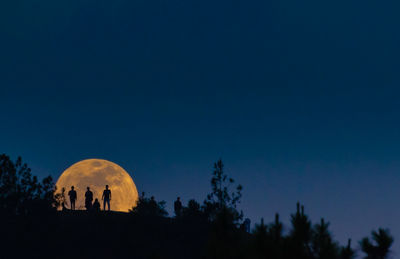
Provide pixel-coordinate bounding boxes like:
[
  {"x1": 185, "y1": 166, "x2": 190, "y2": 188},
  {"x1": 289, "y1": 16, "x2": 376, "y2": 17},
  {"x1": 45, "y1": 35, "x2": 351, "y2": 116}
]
[{"x1": 2, "y1": 211, "x2": 211, "y2": 259}]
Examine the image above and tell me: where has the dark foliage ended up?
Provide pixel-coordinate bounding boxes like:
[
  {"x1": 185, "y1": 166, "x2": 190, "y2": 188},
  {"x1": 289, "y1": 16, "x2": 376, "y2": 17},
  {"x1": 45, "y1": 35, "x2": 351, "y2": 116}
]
[
  {"x1": 129, "y1": 192, "x2": 168, "y2": 217},
  {"x1": 181, "y1": 199, "x2": 207, "y2": 223},
  {"x1": 203, "y1": 160, "x2": 247, "y2": 259},
  {"x1": 340, "y1": 239, "x2": 356, "y2": 259},
  {"x1": 54, "y1": 186, "x2": 68, "y2": 209},
  {"x1": 311, "y1": 218, "x2": 339, "y2": 259},
  {"x1": 360, "y1": 228, "x2": 394, "y2": 259},
  {"x1": 287, "y1": 202, "x2": 313, "y2": 259},
  {"x1": 0, "y1": 154, "x2": 55, "y2": 216},
  {"x1": 204, "y1": 159, "x2": 243, "y2": 224}
]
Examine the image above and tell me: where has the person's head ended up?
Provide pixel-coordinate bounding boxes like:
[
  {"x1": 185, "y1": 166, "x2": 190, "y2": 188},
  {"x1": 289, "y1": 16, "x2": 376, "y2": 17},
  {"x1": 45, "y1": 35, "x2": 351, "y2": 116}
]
[
  {"x1": 177, "y1": 197, "x2": 180, "y2": 201},
  {"x1": 87, "y1": 187, "x2": 90, "y2": 191},
  {"x1": 105, "y1": 185, "x2": 109, "y2": 190},
  {"x1": 95, "y1": 198, "x2": 98, "y2": 202},
  {"x1": 71, "y1": 186, "x2": 74, "y2": 190},
  {"x1": 151, "y1": 196, "x2": 155, "y2": 201}
]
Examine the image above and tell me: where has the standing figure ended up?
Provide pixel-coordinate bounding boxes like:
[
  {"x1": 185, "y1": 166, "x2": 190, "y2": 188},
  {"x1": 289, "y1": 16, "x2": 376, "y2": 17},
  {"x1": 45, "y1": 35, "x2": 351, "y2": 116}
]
[
  {"x1": 85, "y1": 187, "x2": 93, "y2": 211},
  {"x1": 92, "y1": 198, "x2": 101, "y2": 212},
  {"x1": 174, "y1": 197, "x2": 182, "y2": 217},
  {"x1": 102, "y1": 185, "x2": 111, "y2": 211},
  {"x1": 68, "y1": 186, "x2": 77, "y2": 210}
]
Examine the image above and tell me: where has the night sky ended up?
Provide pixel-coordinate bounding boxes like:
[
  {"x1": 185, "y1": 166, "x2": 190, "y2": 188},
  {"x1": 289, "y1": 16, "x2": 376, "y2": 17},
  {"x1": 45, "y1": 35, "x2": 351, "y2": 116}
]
[{"x1": 2, "y1": 0, "x2": 400, "y2": 256}]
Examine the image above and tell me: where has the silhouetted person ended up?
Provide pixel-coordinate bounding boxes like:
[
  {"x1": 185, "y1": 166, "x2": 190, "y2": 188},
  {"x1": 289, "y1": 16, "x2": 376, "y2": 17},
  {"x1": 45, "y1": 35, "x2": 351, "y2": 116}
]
[
  {"x1": 85, "y1": 187, "x2": 93, "y2": 210},
  {"x1": 92, "y1": 198, "x2": 100, "y2": 212},
  {"x1": 68, "y1": 186, "x2": 77, "y2": 210},
  {"x1": 174, "y1": 197, "x2": 182, "y2": 217},
  {"x1": 102, "y1": 185, "x2": 111, "y2": 211}
]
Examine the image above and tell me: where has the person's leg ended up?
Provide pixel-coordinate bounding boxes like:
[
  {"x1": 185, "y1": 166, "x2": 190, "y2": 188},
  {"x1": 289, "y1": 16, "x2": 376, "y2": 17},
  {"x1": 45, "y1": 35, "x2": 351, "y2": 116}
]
[
  {"x1": 106, "y1": 199, "x2": 110, "y2": 211},
  {"x1": 103, "y1": 199, "x2": 106, "y2": 211}
]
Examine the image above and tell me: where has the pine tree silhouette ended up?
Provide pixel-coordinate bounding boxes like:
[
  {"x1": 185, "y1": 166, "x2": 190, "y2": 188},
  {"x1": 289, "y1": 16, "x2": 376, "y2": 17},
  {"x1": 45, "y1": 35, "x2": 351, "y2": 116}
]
[
  {"x1": 288, "y1": 202, "x2": 313, "y2": 259},
  {"x1": 252, "y1": 218, "x2": 269, "y2": 258},
  {"x1": 360, "y1": 228, "x2": 393, "y2": 259},
  {"x1": 311, "y1": 218, "x2": 339, "y2": 259},
  {"x1": 340, "y1": 239, "x2": 356, "y2": 259}
]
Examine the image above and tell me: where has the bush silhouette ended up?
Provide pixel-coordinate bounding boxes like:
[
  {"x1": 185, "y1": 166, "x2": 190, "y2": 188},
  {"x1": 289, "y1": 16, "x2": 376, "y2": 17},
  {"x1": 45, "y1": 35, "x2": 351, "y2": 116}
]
[
  {"x1": 0, "y1": 154, "x2": 55, "y2": 216},
  {"x1": 129, "y1": 192, "x2": 168, "y2": 217},
  {"x1": 360, "y1": 228, "x2": 394, "y2": 259}
]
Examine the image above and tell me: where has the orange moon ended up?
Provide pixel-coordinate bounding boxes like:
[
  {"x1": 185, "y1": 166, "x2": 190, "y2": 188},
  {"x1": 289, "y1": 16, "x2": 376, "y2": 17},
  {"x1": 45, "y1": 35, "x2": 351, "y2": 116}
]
[{"x1": 55, "y1": 159, "x2": 139, "y2": 212}]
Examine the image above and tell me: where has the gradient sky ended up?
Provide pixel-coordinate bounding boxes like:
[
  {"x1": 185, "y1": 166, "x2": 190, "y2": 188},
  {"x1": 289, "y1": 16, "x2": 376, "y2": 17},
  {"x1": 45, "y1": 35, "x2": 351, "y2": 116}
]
[{"x1": 1, "y1": 0, "x2": 400, "y2": 257}]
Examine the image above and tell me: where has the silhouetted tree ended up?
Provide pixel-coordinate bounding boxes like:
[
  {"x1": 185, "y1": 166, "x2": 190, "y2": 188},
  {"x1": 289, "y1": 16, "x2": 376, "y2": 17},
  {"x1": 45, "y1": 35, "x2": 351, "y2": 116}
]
[
  {"x1": 288, "y1": 202, "x2": 313, "y2": 259},
  {"x1": 185, "y1": 199, "x2": 201, "y2": 214},
  {"x1": 204, "y1": 160, "x2": 245, "y2": 259},
  {"x1": 252, "y1": 218, "x2": 269, "y2": 259},
  {"x1": 206, "y1": 205, "x2": 246, "y2": 259},
  {"x1": 312, "y1": 218, "x2": 339, "y2": 259},
  {"x1": 269, "y1": 213, "x2": 283, "y2": 240},
  {"x1": 250, "y1": 214, "x2": 284, "y2": 259},
  {"x1": 269, "y1": 213, "x2": 284, "y2": 258},
  {"x1": 181, "y1": 199, "x2": 207, "y2": 222},
  {"x1": 204, "y1": 159, "x2": 243, "y2": 223},
  {"x1": 129, "y1": 192, "x2": 168, "y2": 217},
  {"x1": 54, "y1": 187, "x2": 68, "y2": 210},
  {"x1": 360, "y1": 228, "x2": 393, "y2": 259},
  {"x1": 340, "y1": 239, "x2": 356, "y2": 259},
  {"x1": 0, "y1": 154, "x2": 55, "y2": 216}
]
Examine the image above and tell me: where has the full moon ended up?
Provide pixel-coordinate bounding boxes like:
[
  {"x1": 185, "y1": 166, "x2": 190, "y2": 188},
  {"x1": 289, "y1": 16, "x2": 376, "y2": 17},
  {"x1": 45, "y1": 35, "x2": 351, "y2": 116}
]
[{"x1": 55, "y1": 159, "x2": 139, "y2": 212}]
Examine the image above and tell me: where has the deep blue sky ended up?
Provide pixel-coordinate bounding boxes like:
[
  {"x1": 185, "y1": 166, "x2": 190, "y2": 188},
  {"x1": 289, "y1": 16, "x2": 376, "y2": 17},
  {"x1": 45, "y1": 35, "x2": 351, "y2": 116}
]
[{"x1": 1, "y1": 0, "x2": 400, "y2": 256}]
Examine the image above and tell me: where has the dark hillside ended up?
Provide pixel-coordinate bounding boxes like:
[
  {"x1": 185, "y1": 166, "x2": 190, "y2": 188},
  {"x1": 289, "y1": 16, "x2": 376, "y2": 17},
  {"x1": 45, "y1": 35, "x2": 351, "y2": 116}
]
[{"x1": 3, "y1": 211, "x2": 211, "y2": 259}]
